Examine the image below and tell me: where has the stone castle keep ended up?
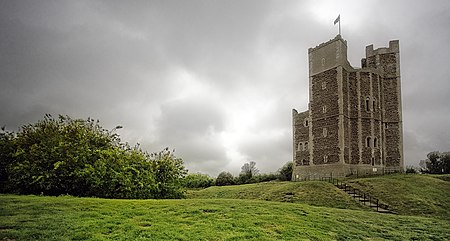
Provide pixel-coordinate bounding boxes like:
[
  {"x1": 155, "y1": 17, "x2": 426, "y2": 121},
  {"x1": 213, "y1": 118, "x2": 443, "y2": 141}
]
[{"x1": 292, "y1": 35, "x2": 404, "y2": 180}]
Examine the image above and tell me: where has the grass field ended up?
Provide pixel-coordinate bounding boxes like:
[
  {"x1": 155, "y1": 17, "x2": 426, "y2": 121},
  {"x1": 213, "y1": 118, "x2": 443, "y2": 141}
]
[
  {"x1": 1, "y1": 194, "x2": 449, "y2": 241},
  {"x1": 186, "y1": 181, "x2": 368, "y2": 211},
  {"x1": 346, "y1": 174, "x2": 450, "y2": 219},
  {"x1": 1, "y1": 174, "x2": 449, "y2": 240}
]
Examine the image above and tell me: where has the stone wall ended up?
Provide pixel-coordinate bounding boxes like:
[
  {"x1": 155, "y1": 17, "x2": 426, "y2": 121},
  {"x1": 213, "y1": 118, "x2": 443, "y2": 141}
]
[
  {"x1": 292, "y1": 110, "x2": 310, "y2": 166},
  {"x1": 310, "y1": 68, "x2": 340, "y2": 166},
  {"x1": 292, "y1": 36, "x2": 404, "y2": 180}
]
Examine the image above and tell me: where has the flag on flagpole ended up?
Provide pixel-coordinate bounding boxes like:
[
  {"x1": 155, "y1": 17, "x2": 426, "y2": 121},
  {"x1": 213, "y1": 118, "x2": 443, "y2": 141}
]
[{"x1": 334, "y1": 14, "x2": 340, "y2": 25}]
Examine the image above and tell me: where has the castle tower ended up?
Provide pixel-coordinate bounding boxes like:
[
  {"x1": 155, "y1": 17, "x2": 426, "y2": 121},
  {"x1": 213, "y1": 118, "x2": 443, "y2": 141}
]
[{"x1": 292, "y1": 35, "x2": 404, "y2": 180}]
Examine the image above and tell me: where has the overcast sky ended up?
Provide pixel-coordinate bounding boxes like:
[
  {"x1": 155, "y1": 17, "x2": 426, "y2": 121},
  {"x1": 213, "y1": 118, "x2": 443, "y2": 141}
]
[{"x1": 1, "y1": 0, "x2": 450, "y2": 176}]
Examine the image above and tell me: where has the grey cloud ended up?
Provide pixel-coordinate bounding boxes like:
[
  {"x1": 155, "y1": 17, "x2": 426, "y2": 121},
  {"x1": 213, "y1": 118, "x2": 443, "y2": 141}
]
[
  {"x1": 2, "y1": 0, "x2": 450, "y2": 176},
  {"x1": 152, "y1": 97, "x2": 228, "y2": 175}
]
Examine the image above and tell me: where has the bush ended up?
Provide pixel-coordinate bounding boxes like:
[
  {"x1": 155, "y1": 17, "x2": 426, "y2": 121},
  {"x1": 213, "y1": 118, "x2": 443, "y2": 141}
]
[
  {"x1": 252, "y1": 173, "x2": 279, "y2": 183},
  {"x1": 0, "y1": 128, "x2": 15, "y2": 192},
  {"x1": 406, "y1": 165, "x2": 418, "y2": 174},
  {"x1": 0, "y1": 115, "x2": 186, "y2": 199},
  {"x1": 215, "y1": 171, "x2": 235, "y2": 186},
  {"x1": 278, "y1": 162, "x2": 293, "y2": 181},
  {"x1": 183, "y1": 173, "x2": 214, "y2": 188}
]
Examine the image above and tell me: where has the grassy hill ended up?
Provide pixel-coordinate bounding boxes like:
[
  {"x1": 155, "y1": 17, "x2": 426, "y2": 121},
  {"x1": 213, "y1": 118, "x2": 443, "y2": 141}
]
[
  {"x1": 187, "y1": 181, "x2": 368, "y2": 211},
  {"x1": 346, "y1": 174, "x2": 450, "y2": 220},
  {"x1": 1, "y1": 194, "x2": 449, "y2": 241}
]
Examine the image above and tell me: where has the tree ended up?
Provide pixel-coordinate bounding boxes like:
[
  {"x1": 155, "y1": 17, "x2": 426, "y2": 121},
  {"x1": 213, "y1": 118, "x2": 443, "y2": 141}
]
[
  {"x1": 0, "y1": 127, "x2": 15, "y2": 192},
  {"x1": 149, "y1": 148, "x2": 187, "y2": 198},
  {"x1": 427, "y1": 151, "x2": 442, "y2": 174},
  {"x1": 237, "y1": 161, "x2": 259, "y2": 184},
  {"x1": 405, "y1": 165, "x2": 418, "y2": 174},
  {"x1": 420, "y1": 151, "x2": 450, "y2": 174},
  {"x1": 278, "y1": 161, "x2": 293, "y2": 181},
  {"x1": 241, "y1": 161, "x2": 259, "y2": 176},
  {"x1": 183, "y1": 173, "x2": 214, "y2": 188},
  {"x1": 0, "y1": 114, "x2": 187, "y2": 199},
  {"x1": 441, "y1": 152, "x2": 450, "y2": 174},
  {"x1": 216, "y1": 171, "x2": 235, "y2": 186}
]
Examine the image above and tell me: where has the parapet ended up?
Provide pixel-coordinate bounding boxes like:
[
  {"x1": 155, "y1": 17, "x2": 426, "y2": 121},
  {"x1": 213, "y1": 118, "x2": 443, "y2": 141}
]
[
  {"x1": 366, "y1": 40, "x2": 399, "y2": 57},
  {"x1": 308, "y1": 35, "x2": 347, "y2": 53}
]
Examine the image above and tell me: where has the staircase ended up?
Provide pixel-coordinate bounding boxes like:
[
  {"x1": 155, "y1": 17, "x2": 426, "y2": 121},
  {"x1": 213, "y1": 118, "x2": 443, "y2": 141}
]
[{"x1": 321, "y1": 177, "x2": 394, "y2": 214}]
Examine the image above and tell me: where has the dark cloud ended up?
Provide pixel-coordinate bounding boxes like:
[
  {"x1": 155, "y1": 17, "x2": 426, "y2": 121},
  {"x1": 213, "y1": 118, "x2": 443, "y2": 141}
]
[{"x1": 1, "y1": 0, "x2": 450, "y2": 175}]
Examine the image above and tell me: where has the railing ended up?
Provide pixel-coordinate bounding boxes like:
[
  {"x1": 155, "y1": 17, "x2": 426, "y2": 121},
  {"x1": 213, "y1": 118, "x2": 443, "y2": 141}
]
[{"x1": 319, "y1": 177, "x2": 390, "y2": 212}]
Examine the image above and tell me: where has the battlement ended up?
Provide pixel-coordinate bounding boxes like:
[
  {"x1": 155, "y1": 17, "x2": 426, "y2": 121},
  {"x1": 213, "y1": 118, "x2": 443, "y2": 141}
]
[
  {"x1": 366, "y1": 40, "x2": 399, "y2": 57},
  {"x1": 308, "y1": 35, "x2": 347, "y2": 53},
  {"x1": 308, "y1": 35, "x2": 349, "y2": 76}
]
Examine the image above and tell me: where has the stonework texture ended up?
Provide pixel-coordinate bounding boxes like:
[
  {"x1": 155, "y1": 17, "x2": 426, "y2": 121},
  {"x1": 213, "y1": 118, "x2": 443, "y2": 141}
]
[{"x1": 292, "y1": 35, "x2": 404, "y2": 180}]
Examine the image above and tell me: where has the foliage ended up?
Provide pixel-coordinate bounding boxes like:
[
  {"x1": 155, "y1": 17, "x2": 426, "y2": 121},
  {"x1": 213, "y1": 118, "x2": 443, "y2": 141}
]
[
  {"x1": 241, "y1": 161, "x2": 259, "y2": 176},
  {"x1": 236, "y1": 161, "x2": 259, "y2": 184},
  {"x1": 2, "y1": 194, "x2": 449, "y2": 241},
  {"x1": 183, "y1": 173, "x2": 214, "y2": 188},
  {"x1": 278, "y1": 161, "x2": 293, "y2": 181},
  {"x1": 148, "y1": 148, "x2": 187, "y2": 198},
  {"x1": 251, "y1": 173, "x2": 278, "y2": 183},
  {"x1": 0, "y1": 127, "x2": 15, "y2": 192},
  {"x1": 420, "y1": 151, "x2": 450, "y2": 174},
  {"x1": 215, "y1": 171, "x2": 235, "y2": 186},
  {"x1": 236, "y1": 172, "x2": 252, "y2": 185},
  {"x1": 0, "y1": 115, "x2": 186, "y2": 199},
  {"x1": 405, "y1": 165, "x2": 418, "y2": 174}
]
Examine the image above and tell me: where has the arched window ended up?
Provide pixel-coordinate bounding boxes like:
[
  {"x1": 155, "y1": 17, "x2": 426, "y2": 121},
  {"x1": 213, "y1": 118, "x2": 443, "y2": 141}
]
[
  {"x1": 373, "y1": 99, "x2": 376, "y2": 110},
  {"x1": 365, "y1": 97, "x2": 370, "y2": 112},
  {"x1": 373, "y1": 137, "x2": 378, "y2": 148},
  {"x1": 304, "y1": 142, "x2": 308, "y2": 151},
  {"x1": 304, "y1": 119, "x2": 309, "y2": 127},
  {"x1": 366, "y1": 137, "x2": 371, "y2": 148},
  {"x1": 298, "y1": 142, "x2": 303, "y2": 151},
  {"x1": 371, "y1": 157, "x2": 375, "y2": 166}
]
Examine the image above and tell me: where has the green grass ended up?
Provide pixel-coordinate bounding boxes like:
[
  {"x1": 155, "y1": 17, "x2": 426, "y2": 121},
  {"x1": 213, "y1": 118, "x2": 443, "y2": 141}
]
[
  {"x1": 346, "y1": 174, "x2": 450, "y2": 219},
  {"x1": 187, "y1": 181, "x2": 368, "y2": 211},
  {"x1": 1, "y1": 194, "x2": 449, "y2": 241}
]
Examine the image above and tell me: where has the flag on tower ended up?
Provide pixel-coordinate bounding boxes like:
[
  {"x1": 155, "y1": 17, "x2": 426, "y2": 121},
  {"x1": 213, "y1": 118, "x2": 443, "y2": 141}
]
[{"x1": 334, "y1": 14, "x2": 340, "y2": 25}]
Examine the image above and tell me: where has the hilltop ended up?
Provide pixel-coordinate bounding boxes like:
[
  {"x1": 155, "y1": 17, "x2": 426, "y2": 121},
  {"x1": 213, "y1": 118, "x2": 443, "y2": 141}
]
[
  {"x1": 187, "y1": 181, "x2": 368, "y2": 211},
  {"x1": 346, "y1": 174, "x2": 450, "y2": 219}
]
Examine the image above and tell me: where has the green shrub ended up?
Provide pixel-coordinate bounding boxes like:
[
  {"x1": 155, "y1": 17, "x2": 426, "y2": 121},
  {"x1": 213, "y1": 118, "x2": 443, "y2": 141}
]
[
  {"x1": 0, "y1": 115, "x2": 186, "y2": 199},
  {"x1": 278, "y1": 162, "x2": 293, "y2": 181},
  {"x1": 252, "y1": 173, "x2": 279, "y2": 183},
  {"x1": 183, "y1": 173, "x2": 214, "y2": 188},
  {"x1": 215, "y1": 171, "x2": 235, "y2": 186}
]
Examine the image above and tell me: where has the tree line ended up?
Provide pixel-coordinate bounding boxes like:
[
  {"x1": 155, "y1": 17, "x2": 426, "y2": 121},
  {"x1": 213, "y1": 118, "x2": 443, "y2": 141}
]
[
  {"x1": 419, "y1": 151, "x2": 450, "y2": 174},
  {"x1": 183, "y1": 161, "x2": 293, "y2": 188},
  {"x1": 0, "y1": 115, "x2": 186, "y2": 199},
  {"x1": 0, "y1": 114, "x2": 294, "y2": 198}
]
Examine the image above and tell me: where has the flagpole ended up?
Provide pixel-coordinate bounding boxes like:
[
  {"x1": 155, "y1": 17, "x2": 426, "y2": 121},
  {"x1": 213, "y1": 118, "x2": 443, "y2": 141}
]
[{"x1": 334, "y1": 14, "x2": 341, "y2": 36}]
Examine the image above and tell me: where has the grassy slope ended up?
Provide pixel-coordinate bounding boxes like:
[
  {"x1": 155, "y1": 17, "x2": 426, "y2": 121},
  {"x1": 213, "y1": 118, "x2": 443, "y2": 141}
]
[
  {"x1": 187, "y1": 181, "x2": 367, "y2": 211},
  {"x1": 346, "y1": 174, "x2": 450, "y2": 219},
  {"x1": 1, "y1": 194, "x2": 449, "y2": 241}
]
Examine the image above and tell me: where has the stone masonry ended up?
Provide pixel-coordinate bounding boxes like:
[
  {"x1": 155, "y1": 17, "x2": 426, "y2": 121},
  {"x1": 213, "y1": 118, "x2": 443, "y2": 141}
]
[{"x1": 292, "y1": 35, "x2": 404, "y2": 180}]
